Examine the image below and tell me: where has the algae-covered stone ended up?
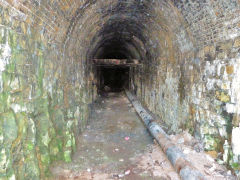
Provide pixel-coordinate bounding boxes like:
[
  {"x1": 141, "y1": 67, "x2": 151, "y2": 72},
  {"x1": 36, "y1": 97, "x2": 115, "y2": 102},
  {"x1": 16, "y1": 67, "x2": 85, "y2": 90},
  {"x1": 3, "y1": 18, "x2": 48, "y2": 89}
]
[
  {"x1": 0, "y1": 92, "x2": 10, "y2": 112},
  {"x1": 65, "y1": 133, "x2": 73, "y2": 148},
  {"x1": 24, "y1": 160, "x2": 40, "y2": 180},
  {"x1": 2, "y1": 71, "x2": 12, "y2": 91},
  {"x1": 64, "y1": 150, "x2": 72, "y2": 162},
  {"x1": 67, "y1": 109, "x2": 74, "y2": 119},
  {"x1": 35, "y1": 113, "x2": 50, "y2": 134},
  {"x1": 203, "y1": 134, "x2": 219, "y2": 151},
  {"x1": 40, "y1": 151, "x2": 50, "y2": 165},
  {"x1": 9, "y1": 77, "x2": 20, "y2": 92},
  {"x1": 23, "y1": 118, "x2": 40, "y2": 179},
  {"x1": 71, "y1": 136, "x2": 76, "y2": 151},
  {"x1": 216, "y1": 91, "x2": 230, "y2": 103},
  {"x1": 11, "y1": 112, "x2": 28, "y2": 178},
  {"x1": 52, "y1": 109, "x2": 66, "y2": 134},
  {"x1": 49, "y1": 137, "x2": 63, "y2": 161},
  {"x1": 0, "y1": 7, "x2": 94, "y2": 179},
  {"x1": 0, "y1": 148, "x2": 7, "y2": 176},
  {"x1": 33, "y1": 97, "x2": 49, "y2": 114},
  {"x1": 41, "y1": 132, "x2": 50, "y2": 147},
  {"x1": 2, "y1": 111, "x2": 17, "y2": 144}
]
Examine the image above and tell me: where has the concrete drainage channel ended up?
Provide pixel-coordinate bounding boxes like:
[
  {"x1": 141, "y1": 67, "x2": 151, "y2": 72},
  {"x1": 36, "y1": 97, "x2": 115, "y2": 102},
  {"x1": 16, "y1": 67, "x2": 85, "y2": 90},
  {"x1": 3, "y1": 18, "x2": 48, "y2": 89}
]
[{"x1": 125, "y1": 90, "x2": 205, "y2": 180}]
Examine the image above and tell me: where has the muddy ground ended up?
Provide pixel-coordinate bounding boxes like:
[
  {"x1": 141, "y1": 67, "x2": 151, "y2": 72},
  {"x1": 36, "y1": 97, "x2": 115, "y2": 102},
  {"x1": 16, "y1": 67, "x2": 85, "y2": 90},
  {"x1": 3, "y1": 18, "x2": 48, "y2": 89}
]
[{"x1": 50, "y1": 93, "x2": 236, "y2": 180}]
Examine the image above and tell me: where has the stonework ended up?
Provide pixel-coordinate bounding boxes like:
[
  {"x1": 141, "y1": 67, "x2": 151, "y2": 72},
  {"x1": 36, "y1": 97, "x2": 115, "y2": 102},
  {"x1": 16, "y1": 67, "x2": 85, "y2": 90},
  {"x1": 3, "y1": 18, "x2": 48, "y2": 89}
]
[
  {"x1": 129, "y1": 0, "x2": 240, "y2": 175},
  {"x1": 0, "y1": 0, "x2": 240, "y2": 179},
  {"x1": 0, "y1": 2, "x2": 96, "y2": 179}
]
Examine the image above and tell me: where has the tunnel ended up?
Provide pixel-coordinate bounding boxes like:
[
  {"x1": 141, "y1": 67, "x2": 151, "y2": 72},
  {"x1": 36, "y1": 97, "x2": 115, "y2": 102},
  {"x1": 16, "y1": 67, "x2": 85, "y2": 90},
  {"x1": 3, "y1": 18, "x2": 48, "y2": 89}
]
[
  {"x1": 92, "y1": 38, "x2": 133, "y2": 92},
  {"x1": 0, "y1": 0, "x2": 240, "y2": 179},
  {"x1": 97, "y1": 66, "x2": 129, "y2": 92}
]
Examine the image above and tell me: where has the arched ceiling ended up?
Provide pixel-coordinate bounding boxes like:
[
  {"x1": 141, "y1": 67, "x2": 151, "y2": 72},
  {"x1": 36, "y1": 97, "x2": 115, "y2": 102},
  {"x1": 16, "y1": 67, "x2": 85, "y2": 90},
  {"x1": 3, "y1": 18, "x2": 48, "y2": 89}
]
[{"x1": 3, "y1": 0, "x2": 239, "y2": 62}]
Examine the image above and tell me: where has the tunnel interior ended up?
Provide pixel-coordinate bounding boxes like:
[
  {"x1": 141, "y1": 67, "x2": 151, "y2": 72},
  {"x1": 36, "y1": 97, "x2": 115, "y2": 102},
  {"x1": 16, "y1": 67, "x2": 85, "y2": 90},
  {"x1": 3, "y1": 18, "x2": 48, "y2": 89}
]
[
  {"x1": 1, "y1": 0, "x2": 240, "y2": 178},
  {"x1": 86, "y1": 1, "x2": 150, "y2": 95},
  {"x1": 98, "y1": 66, "x2": 129, "y2": 92},
  {"x1": 91, "y1": 32, "x2": 143, "y2": 93}
]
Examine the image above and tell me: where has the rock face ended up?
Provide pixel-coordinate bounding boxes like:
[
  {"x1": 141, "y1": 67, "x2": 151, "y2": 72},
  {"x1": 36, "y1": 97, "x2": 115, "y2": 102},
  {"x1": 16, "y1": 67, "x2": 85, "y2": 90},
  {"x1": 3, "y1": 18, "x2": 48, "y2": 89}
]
[{"x1": 0, "y1": 0, "x2": 240, "y2": 178}]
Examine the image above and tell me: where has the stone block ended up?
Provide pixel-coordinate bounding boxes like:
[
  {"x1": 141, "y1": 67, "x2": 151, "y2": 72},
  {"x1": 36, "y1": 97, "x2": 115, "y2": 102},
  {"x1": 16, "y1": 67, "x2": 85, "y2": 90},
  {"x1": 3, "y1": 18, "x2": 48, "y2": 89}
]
[
  {"x1": 215, "y1": 91, "x2": 230, "y2": 103},
  {"x1": 233, "y1": 114, "x2": 240, "y2": 127},
  {"x1": 226, "y1": 65, "x2": 234, "y2": 75},
  {"x1": 204, "y1": 45, "x2": 216, "y2": 61},
  {"x1": 233, "y1": 37, "x2": 240, "y2": 48}
]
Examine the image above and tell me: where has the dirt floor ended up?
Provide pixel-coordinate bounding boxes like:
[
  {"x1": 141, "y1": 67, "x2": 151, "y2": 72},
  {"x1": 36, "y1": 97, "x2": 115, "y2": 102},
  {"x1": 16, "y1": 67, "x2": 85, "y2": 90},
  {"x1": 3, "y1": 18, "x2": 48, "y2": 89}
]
[{"x1": 50, "y1": 93, "x2": 237, "y2": 180}]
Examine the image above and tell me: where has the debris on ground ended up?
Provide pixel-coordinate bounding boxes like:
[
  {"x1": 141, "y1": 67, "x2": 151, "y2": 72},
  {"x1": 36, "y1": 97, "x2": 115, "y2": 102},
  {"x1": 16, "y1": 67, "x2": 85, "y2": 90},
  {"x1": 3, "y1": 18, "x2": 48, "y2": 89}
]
[
  {"x1": 50, "y1": 93, "x2": 237, "y2": 180},
  {"x1": 124, "y1": 136, "x2": 130, "y2": 141},
  {"x1": 168, "y1": 131, "x2": 237, "y2": 179},
  {"x1": 119, "y1": 158, "x2": 124, "y2": 162},
  {"x1": 113, "y1": 148, "x2": 119, "y2": 152},
  {"x1": 124, "y1": 170, "x2": 131, "y2": 175}
]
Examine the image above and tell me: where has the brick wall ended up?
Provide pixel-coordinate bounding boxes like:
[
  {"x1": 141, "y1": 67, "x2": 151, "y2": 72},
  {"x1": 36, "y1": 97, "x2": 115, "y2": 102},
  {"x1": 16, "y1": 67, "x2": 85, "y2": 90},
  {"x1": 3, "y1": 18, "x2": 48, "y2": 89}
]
[{"x1": 130, "y1": 0, "x2": 240, "y2": 174}]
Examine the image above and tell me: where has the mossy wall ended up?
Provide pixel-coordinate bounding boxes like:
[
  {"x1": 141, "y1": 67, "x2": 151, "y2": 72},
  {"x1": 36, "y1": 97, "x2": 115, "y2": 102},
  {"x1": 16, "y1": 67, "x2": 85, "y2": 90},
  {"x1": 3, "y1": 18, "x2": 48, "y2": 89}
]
[{"x1": 0, "y1": 5, "x2": 94, "y2": 179}]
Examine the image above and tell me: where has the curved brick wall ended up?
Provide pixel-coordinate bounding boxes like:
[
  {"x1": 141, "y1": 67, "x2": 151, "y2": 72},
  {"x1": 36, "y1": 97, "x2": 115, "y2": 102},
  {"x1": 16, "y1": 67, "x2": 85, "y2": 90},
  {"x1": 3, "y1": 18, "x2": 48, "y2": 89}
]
[
  {"x1": 131, "y1": 1, "x2": 240, "y2": 175},
  {"x1": 0, "y1": 0, "x2": 240, "y2": 178}
]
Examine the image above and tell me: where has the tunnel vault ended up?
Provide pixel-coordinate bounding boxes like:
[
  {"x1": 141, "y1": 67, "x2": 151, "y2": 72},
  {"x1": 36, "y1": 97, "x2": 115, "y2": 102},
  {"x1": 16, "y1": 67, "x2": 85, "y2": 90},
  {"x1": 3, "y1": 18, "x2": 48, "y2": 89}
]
[{"x1": 0, "y1": 0, "x2": 240, "y2": 179}]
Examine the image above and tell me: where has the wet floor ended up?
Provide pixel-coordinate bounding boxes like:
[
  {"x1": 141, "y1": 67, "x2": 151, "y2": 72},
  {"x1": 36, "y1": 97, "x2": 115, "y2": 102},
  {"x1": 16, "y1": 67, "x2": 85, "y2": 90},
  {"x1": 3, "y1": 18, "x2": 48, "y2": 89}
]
[
  {"x1": 51, "y1": 92, "x2": 237, "y2": 180},
  {"x1": 74, "y1": 93, "x2": 153, "y2": 171},
  {"x1": 51, "y1": 92, "x2": 179, "y2": 180}
]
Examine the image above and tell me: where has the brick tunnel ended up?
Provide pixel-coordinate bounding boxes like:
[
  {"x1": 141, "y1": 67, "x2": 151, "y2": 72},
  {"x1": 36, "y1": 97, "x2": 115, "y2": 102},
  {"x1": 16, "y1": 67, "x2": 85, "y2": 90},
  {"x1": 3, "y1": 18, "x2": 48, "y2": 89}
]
[{"x1": 0, "y1": 0, "x2": 240, "y2": 179}]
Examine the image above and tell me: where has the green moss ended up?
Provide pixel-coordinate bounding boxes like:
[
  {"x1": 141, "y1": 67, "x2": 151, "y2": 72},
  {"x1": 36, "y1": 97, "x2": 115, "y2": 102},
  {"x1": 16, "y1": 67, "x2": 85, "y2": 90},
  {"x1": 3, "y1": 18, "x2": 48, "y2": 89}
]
[
  {"x1": 204, "y1": 134, "x2": 220, "y2": 151},
  {"x1": 2, "y1": 111, "x2": 18, "y2": 144},
  {"x1": 5, "y1": 167, "x2": 15, "y2": 179},
  {"x1": 0, "y1": 28, "x2": 7, "y2": 44},
  {"x1": 0, "y1": 14, "x2": 93, "y2": 179},
  {"x1": 27, "y1": 143, "x2": 34, "y2": 151},
  {"x1": 2, "y1": 71, "x2": 13, "y2": 91},
  {"x1": 64, "y1": 150, "x2": 72, "y2": 163},
  {"x1": 0, "y1": 92, "x2": 10, "y2": 112},
  {"x1": 231, "y1": 162, "x2": 240, "y2": 171},
  {"x1": 24, "y1": 161, "x2": 40, "y2": 180},
  {"x1": 9, "y1": 30, "x2": 18, "y2": 49},
  {"x1": 23, "y1": 119, "x2": 40, "y2": 179},
  {"x1": 40, "y1": 152, "x2": 50, "y2": 164},
  {"x1": 49, "y1": 138, "x2": 63, "y2": 161}
]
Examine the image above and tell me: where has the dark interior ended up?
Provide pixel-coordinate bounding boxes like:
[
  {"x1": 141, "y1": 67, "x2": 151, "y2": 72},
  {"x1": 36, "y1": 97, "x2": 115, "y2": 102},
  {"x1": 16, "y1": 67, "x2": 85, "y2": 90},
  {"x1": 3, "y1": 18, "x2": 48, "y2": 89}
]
[
  {"x1": 94, "y1": 39, "x2": 133, "y2": 94},
  {"x1": 98, "y1": 66, "x2": 129, "y2": 92},
  {"x1": 96, "y1": 42, "x2": 129, "y2": 59}
]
